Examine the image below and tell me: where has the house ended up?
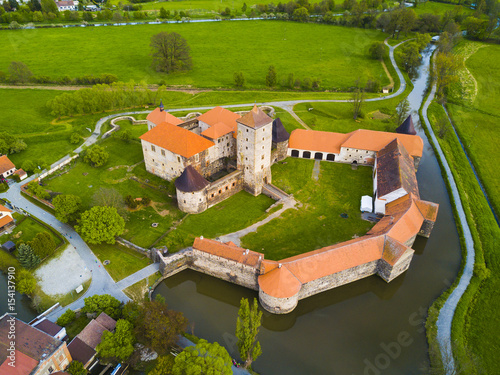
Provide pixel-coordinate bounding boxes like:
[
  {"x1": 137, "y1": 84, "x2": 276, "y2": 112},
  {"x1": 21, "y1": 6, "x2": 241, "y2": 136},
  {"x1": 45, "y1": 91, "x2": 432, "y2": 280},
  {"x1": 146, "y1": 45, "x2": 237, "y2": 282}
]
[
  {"x1": 14, "y1": 169, "x2": 27, "y2": 181},
  {"x1": 67, "y1": 312, "x2": 116, "y2": 369},
  {"x1": 0, "y1": 204, "x2": 14, "y2": 232},
  {"x1": 0, "y1": 155, "x2": 16, "y2": 179},
  {"x1": 140, "y1": 104, "x2": 289, "y2": 214},
  {"x1": 55, "y1": 0, "x2": 78, "y2": 11},
  {"x1": 30, "y1": 318, "x2": 67, "y2": 341},
  {"x1": 0, "y1": 314, "x2": 72, "y2": 375}
]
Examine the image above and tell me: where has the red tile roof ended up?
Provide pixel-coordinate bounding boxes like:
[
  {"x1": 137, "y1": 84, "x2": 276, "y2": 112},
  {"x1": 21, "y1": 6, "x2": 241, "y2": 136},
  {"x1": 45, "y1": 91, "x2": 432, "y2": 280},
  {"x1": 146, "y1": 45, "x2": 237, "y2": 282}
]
[
  {"x1": 0, "y1": 350, "x2": 38, "y2": 375},
  {"x1": 0, "y1": 204, "x2": 12, "y2": 213},
  {"x1": 198, "y1": 107, "x2": 241, "y2": 139},
  {"x1": 140, "y1": 122, "x2": 214, "y2": 159},
  {"x1": 0, "y1": 155, "x2": 15, "y2": 175},
  {"x1": 258, "y1": 265, "x2": 302, "y2": 298},
  {"x1": 146, "y1": 108, "x2": 183, "y2": 126},
  {"x1": 95, "y1": 312, "x2": 116, "y2": 332},
  {"x1": 0, "y1": 216, "x2": 13, "y2": 228},
  {"x1": 193, "y1": 238, "x2": 262, "y2": 268},
  {"x1": 237, "y1": 104, "x2": 273, "y2": 129},
  {"x1": 288, "y1": 129, "x2": 424, "y2": 157},
  {"x1": 201, "y1": 122, "x2": 234, "y2": 139},
  {"x1": 76, "y1": 319, "x2": 109, "y2": 349}
]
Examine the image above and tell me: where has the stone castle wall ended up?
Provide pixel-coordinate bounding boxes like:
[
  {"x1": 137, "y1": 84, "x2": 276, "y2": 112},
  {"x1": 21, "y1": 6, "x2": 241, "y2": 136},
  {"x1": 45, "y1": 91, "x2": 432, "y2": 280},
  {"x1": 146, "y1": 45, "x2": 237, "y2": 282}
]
[
  {"x1": 259, "y1": 289, "x2": 299, "y2": 315},
  {"x1": 206, "y1": 170, "x2": 244, "y2": 208},
  {"x1": 177, "y1": 189, "x2": 208, "y2": 214}
]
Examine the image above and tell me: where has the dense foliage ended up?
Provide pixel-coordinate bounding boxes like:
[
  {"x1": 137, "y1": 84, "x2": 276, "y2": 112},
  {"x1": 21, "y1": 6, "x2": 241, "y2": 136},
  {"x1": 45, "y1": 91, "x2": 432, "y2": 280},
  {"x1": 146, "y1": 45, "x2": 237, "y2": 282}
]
[{"x1": 76, "y1": 206, "x2": 125, "y2": 244}]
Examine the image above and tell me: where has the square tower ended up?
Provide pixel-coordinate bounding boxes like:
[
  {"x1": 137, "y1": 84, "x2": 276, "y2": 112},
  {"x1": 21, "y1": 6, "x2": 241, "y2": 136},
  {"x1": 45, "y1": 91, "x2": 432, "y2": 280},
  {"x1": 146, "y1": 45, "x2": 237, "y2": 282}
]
[{"x1": 236, "y1": 105, "x2": 273, "y2": 195}]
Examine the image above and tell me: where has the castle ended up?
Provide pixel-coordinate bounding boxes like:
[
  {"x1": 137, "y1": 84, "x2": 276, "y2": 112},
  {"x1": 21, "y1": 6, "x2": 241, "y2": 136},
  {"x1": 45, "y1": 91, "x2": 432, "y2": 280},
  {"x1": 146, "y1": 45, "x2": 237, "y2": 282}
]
[
  {"x1": 141, "y1": 104, "x2": 439, "y2": 313},
  {"x1": 140, "y1": 102, "x2": 289, "y2": 214}
]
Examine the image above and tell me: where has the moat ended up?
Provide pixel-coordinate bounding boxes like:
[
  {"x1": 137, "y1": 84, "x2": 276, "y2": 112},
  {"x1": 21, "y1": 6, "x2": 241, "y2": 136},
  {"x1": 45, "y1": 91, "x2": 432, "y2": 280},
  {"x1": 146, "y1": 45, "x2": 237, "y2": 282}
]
[{"x1": 152, "y1": 45, "x2": 462, "y2": 374}]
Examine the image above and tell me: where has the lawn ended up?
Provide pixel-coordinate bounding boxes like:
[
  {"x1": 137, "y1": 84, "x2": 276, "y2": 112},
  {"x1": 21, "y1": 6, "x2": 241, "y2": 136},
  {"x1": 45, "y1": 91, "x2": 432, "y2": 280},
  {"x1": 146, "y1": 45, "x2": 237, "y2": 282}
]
[
  {"x1": 0, "y1": 215, "x2": 63, "y2": 249},
  {"x1": 157, "y1": 190, "x2": 274, "y2": 252},
  {"x1": 89, "y1": 242, "x2": 151, "y2": 281},
  {"x1": 412, "y1": 1, "x2": 473, "y2": 16},
  {"x1": 425, "y1": 100, "x2": 500, "y2": 374},
  {"x1": 445, "y1": 43, "x2": 500, "y2": 216},
  {"x1": 0, "y1": 22, "x2": 389, "y2": 89},
  {"x1": 123, "y1": 271, "x2": 162, "y2": 301},
  {"x1": 241, "y1": 159, "x2": 374, "y2": 259}
]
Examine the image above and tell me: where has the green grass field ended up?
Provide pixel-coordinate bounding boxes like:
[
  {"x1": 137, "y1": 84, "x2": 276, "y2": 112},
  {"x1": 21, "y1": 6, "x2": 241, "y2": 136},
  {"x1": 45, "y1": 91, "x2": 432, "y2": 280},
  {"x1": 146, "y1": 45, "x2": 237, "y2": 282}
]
[
  {"x1": 447, "y1": 42, "x2": 500, "y2": 217},
  {"x1": 0, "y1": 22, "x2": 389, "y2": 89},
  {"x1": 89, "y1": 242, "x2": 151, "y2": 281},
  {"x1": 241, "y1": 159, "x2": 374, "y2": 259},
  {"x1": 412, "y1": 1, "x2": 473, "y2": 15},
  {"x1": 426, "y1": 100, "x2": 500, "y2": 374}
]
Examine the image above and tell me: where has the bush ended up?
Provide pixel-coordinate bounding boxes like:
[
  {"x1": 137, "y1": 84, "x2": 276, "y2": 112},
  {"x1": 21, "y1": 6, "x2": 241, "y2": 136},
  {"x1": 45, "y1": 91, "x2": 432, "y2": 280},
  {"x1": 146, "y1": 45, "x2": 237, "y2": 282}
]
[
  {"x1": 83, "y1": 145, "x2": 109, "y2": 167},
  {"x1": 67, "y1": 360, "x2": 87, "y2": 375},
  {"x1": 141, "y1": 196, "x2": 151, "y2": 205},
  {"x1": 125, "y1": 195, "x2": 138, "y2": 209},
  {"x1": 57, "y1": 309, "x2": 76, "y2": 327},
  {"x1": 234, "y1": 71, "x2": 245, "y2": 88},
  {"x1": 29, "y1": 232, "x2": 56, "y2": 259},
  {"x1": 17, "y1": 269, "x2": 37, "y2": 295},
  {"x1": 26, "y1": 181, "x2": 50, "y2": 200},
  {"x1": 69, "y1": 132, "x2": 81, "y2": 144}
]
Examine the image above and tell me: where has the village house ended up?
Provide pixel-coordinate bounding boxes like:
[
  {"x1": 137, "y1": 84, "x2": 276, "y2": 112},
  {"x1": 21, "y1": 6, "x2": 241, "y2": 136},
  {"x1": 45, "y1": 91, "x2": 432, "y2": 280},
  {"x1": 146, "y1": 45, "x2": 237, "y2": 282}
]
[
  {"x1": 0, "y1": 314, "x2": 72, "y2": 375},
  {"x1": 54, "y1": 0, "x2": 78, "y2": 11},
  {"x1": 0, "y1": 204, "x2": 14, "y2": 232},
  {"x1": 0, "y1": 155, "x2": 16, "y2": 179}
]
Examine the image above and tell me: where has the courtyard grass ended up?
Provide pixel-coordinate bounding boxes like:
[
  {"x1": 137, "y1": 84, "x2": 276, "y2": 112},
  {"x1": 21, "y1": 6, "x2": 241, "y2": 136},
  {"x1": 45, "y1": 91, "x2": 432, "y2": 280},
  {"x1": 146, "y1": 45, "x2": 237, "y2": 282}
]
[
  {"x1": 241, "y1": 159, "x2": 374, "y2": 260},
  {"x1": 89, "y1": 242, "x2": 151, "y2": 282},
  {"x1": 0, "y1": 22, "x2": 389, "y2": 89},
  {"x1": 157, "y1": 190, "x2": 275, "y2": 252},
  {"x1": 425, "y1": 100, "x2": 500, "y2": 374}
]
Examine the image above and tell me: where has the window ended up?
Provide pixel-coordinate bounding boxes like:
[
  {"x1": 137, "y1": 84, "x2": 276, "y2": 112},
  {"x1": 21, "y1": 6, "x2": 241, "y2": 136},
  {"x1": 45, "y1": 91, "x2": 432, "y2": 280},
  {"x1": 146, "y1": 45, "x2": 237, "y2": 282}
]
[
  {"x1": 219, "y1": 190, "x2": 221, "y2": 194},
  {"x1": 346, "y1": 148, "x2": 349, "y2": 151},
  {"x1": 162, "y1": 163, "x2": 164, "y2": 166},
  {"x1": 232, "y1": 182, "x2": 235, "y2": 187},
  {"x1": 246, "y1": 138, "x2": 248, "y2": 142},
  {"x1": 161, "y1": 149, "x2": 165, "y2": 156},
  {"x1": 152, "y1": 159, "x2": 155, "y2": 162},
  {"x1": 246, "y1": 147, "x2": 248, "y2": 150},
  {"x1": 227, "y1": 143, "x2": 229, "y2": 147},
  {"x1": 225, "y1": 186, "x2": 228, "y2": 190},
  {"x1": 262, "y1": 146, "x2": 264, "y2": 149},
  {"x1": 151, "y1": 145, "x2": 155, "y2": 152},
  {"x1": 261, "y1": 155, "x2": 264, "y2": 160},
  {"x1": 261, "y1": 165, "x2": 264, "y2": 169},
  {"x1": 184, "y1": 200, "x2": 186, "y2": 203},
  {"x1": 366, "y1": 151, "x2": 369, "y2": 154},
  {"x1": 246, "y1": 129, "x2": 249, "y2": 132},
  {"x1": 177, "y1": 156, "x2": 180, "y2": 162},
  {"x1": 48, "y1": 367, "x2": 54, "y2": 374},
  {"x1": 262, "y1": 137, "x2": 265, "y2": 141},
  {"x1": 211, "y1": 193, "x2": 214, "y2": 197}
]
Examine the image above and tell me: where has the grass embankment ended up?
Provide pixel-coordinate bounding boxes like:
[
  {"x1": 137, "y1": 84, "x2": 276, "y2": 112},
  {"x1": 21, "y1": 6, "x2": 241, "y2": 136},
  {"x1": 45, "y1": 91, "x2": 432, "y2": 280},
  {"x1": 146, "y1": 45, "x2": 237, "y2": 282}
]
[
  {"x1": 0, "y1": 22, "x2": 388, "y2": 89},
  {"x1": 242, "y1": 159, "x2": 374, "y2": 259},
  {"x1": 123, "y1": 271, "x2": 162, "y2": 301},
  {"x1": 425, "y1": 100, "x2": 500, "y2": 373},
  {"x1": 446, "y1": 42, "x2": 500, "y2": 217}
]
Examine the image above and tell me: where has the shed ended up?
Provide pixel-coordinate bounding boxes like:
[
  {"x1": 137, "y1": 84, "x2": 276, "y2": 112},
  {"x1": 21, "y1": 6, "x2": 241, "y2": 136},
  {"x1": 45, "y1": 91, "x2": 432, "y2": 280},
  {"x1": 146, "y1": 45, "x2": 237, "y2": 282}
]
[
  {"x1": 2, "y1": 241, "x2": 15, "y2": 253},
  {"x1": 361, "y1": 196, "x2": 373, "y2": 213}
]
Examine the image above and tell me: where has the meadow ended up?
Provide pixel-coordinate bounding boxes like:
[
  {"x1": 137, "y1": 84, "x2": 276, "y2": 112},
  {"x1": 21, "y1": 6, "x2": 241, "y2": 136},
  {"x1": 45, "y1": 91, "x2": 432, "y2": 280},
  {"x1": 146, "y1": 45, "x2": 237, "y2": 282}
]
[
  {"x1": 447, "y1": 42, "x2": 500, "y2": 217},
  {"x1": 0, "y1": 21, "x2": 389, "y2": 89},
  {"x1": 425, "y1": 100, "x2": 500, "y2": 374}
]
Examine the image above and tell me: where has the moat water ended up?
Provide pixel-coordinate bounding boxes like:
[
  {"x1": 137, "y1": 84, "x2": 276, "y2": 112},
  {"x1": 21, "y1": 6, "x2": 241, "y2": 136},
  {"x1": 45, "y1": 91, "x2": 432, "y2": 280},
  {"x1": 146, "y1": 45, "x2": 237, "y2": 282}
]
[
  {"x1": 0, "y1": 44, "x2": 461, "y2": 374},
  {"x1": 153, "y1": 44, "x2": 462, "y2": 374}
]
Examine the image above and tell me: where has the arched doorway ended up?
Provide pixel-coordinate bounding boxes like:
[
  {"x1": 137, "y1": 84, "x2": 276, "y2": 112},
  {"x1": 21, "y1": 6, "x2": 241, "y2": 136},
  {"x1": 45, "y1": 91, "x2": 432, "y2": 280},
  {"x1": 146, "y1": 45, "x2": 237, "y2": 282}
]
[
  {"x1": 314, "y1": 152, "x2": 323, "y2": 160},
  {"x1": 291, "y1": 150, "x2": 299, "y2": 158},
  {"x1": 303, "y1": 151, "x2": 311, "y2": 159},
  {"x1": 327, "y1": 154, "x2": 335, "y2": 161}
]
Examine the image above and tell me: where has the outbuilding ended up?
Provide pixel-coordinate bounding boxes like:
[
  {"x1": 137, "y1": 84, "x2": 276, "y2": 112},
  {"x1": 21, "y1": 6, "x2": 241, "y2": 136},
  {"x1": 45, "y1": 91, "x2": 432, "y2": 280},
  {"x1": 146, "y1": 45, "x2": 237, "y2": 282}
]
[{"x1": 1, "y1": 241, "x2": 16, "y2": 253}]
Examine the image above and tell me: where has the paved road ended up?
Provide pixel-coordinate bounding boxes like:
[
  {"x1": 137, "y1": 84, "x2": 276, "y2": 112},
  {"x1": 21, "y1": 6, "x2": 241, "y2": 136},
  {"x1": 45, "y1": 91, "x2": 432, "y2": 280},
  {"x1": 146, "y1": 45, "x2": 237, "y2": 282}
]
[{"x1": 421, "y1": 55, "x2": 475, "y2": 374}]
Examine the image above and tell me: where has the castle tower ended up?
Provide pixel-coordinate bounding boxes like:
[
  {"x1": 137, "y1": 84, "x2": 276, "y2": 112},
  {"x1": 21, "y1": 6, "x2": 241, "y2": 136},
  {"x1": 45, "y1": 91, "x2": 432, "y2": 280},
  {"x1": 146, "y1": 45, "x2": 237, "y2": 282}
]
[{"x1": 236, "y1": 105, "x2": 273, "y2": 196}]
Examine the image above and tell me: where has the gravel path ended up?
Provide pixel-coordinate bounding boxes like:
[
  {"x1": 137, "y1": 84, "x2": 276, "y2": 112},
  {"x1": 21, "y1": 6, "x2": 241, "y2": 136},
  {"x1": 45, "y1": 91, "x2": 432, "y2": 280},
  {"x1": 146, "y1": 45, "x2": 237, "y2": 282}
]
[
  {"x1": 421, "y1": 54, "x2": 475, "y2": 373},
  {"x1": 35, "y1": 245, "x2": 91, "y2": 295}
]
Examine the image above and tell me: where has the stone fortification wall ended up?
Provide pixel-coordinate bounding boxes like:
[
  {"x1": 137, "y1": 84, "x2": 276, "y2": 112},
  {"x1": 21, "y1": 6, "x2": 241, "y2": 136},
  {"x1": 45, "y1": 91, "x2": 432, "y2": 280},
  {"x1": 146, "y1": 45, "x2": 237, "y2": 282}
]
[
  {"x1": 157, "y1": 246, "x2": 260, "y2": 291},
  {"x1": 206, "y1": 170, "x2": 243, "y2": 208},
  {"x1": 272, "y1": 140, "x2": 289, "y2": 163},
  {"x1": 297, "y1": 260, "x2": 380, "y2": 300},
  {"x1": 419, "y1": 219, "x2": 435, "y2": 238},
  {"x1": 377, "y1": 252, "x2": 413, "y2": 282},
  {"x1": 177, "y1": 189, "x2": 208, "y2": 214},
  {"x1": 191, "y1": 249, "x2": 260, "y2": 290},
  {"x1": 259, "y1": 289, "x2": 299, "y2": 314}
]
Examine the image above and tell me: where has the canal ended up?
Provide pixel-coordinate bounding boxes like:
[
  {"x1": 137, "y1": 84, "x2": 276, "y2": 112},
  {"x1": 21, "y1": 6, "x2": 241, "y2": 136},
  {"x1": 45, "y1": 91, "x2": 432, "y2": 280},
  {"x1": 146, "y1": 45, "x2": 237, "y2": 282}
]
[{"x1": 153, "y1": 44, "x2": 462, "y2": 374}]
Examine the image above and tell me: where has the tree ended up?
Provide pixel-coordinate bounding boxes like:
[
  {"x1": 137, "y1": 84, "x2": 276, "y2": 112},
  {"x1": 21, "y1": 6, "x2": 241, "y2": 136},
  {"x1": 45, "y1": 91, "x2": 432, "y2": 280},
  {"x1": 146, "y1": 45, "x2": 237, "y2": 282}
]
[
  {"x1": 40, "y1": 0, "x2": 57, "y2": 13},
  {"x1": 76, "y1": 206, "x2": 125, "y2": 245},
  {"x1": 29, "y1": 232, "x2": 56, "y2": 259},
  {"x1": 132, "y1": 300, "x2": 187, "y2": 355},
  {"x1": 56, "y1": 309, "x2": 76, "y2": 327},
  {"x1": 17, "y1": 269, "x2": 37, "y2": 295},
  {"x1": 66, "y1": 360, "x2": 87, "y2": 375},
  {"x1": 82, "y1": 294, "x2": 122, "y2": 319},
  {"x1": 97, "y1": 319, "x2": 135, "y2": 362},
  {"x1": 265, "y1": 65, "x2": 277, "y2": 87},
  {"x1": 69, "y1": 132, "x2": 81, "y2": 144},
  {"x1": 83, "y1": 145, "x2": 109, "y2": 167},
  {"x1": 368, "y1": 41, "x2": 385, "y2": 60},
  {"x1": 172, "y1": 339, "x2": 232, "y2": 375},
  {"x1": 92, "y1": 188, "x2": 128, "y2": 219},
  {"x1": 159, "y1": 7, "x2": 169, "y2": 18},
  {"x1": 394, "y1": 98, "x2": 411, "y2": 127},
  {"x1": 242, "y1": 2, "x2": 247, "y2": 12},
  {"x1": 236, "y1": 298, "x2": 262, "y2": 369},
  {"x1": 82, "y1": 11, "x2": 93, "y2": 22},
  {"x1": 234, "y1": 71, "x2": 245, "y2": 88},
  {"x1": 463, "y1": 16, "x2": 489, "y2": 40},
  {"x1": 150, "y1": 355, "x2": 175, "y2": 375},
  {"x1": 150, "y1": 32, "x2": 192, "y2": 73},
  {"x1": 292, "y1": 6, "x2": 309, "y2": 21},
  {"x1": 350, "y1": 79, "x2": 365, "y2": 120},
  {"x1": 435, "y1": 52, "x2": 460, "y2": 103},
  {"x1": 26, "y1": 181, "x2": 50, "y2": 200},
  {"x1": 53, "y1": 194, "x2": 82, "y2": 223},
  {"x1": 0, "y1": 132, "x2": 27, "y2": 154},
  {"x1": 17, "y1": 243, "x2": 41, "y2": 269},
  {"x1": 9, "y1": 61, "x2": 33, "y2": 84},
  {"x1": 397, "y1": 41, "x2": 421, "y2": 76}
]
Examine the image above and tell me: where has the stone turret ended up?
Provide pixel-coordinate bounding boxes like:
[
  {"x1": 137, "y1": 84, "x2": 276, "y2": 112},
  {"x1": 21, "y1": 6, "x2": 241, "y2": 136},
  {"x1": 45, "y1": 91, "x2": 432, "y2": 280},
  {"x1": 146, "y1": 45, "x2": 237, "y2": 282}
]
[
  {"x1": 396, "y1": 115, "x2": 417, "y2": 135},
  {"x1": 175, "y1": 165, "x2": 210, "y2": 214},
  {"x1": 236, "y1": 105, "x2": 273, "y2": 196},
  {"x1": 271, "y1": 117, "x2": 290, "y2": 163}
]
